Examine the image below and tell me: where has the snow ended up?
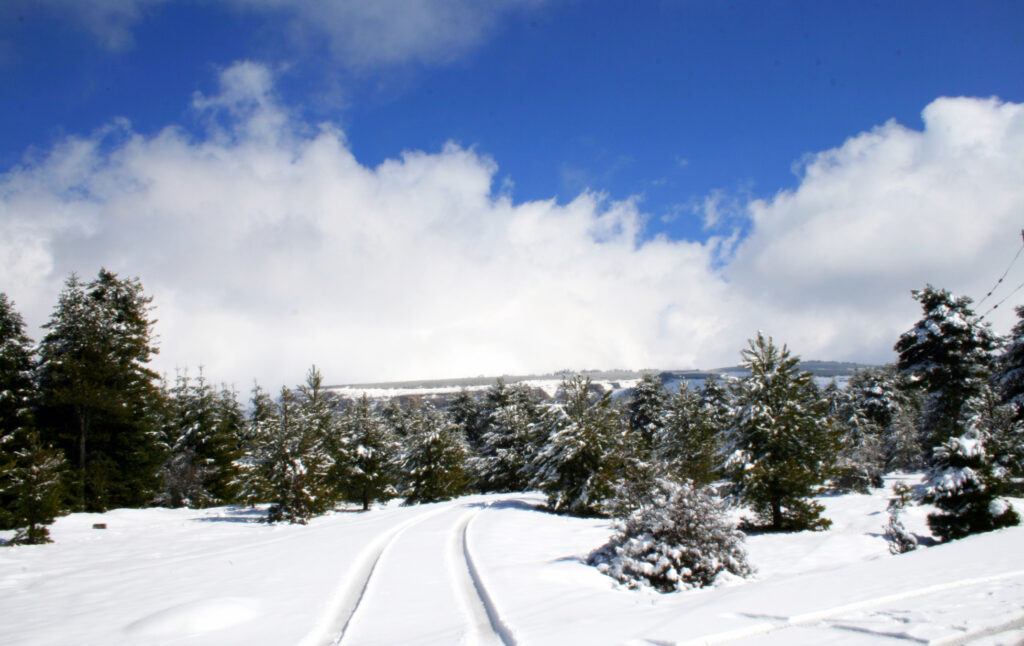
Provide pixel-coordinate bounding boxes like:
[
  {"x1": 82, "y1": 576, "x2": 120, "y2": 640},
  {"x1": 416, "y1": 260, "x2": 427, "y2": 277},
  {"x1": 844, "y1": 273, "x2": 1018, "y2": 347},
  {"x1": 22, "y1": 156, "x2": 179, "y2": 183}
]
[{"x1": 2, "y1": 477, "x2": 1023, "y2": 645}]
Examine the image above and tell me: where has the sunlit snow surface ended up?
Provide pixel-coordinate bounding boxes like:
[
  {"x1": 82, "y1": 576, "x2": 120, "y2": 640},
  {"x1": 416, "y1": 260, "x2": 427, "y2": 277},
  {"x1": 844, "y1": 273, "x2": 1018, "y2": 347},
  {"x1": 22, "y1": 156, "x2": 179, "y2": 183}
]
[{"x1": 2, "y1": 476, "x2": 1023, "y2": 645}]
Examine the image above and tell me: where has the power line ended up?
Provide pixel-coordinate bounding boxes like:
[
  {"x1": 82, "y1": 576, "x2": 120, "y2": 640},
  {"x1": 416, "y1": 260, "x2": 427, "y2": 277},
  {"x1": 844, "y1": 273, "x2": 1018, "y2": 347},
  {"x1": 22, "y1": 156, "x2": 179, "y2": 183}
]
[
  {"x1": 976, "y1": 228, "x2": 1024, "y2": 307},
  {"x1": 981, "y1": 277, "x2": 1024, "y2": 319}
]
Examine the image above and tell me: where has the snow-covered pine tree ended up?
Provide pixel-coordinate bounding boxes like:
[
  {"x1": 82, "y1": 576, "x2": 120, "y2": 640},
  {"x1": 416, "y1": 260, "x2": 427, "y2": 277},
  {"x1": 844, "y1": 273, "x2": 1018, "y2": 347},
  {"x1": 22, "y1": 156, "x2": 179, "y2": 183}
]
[
  {"x1": 626, "y1": 373, "x2": 667, "y2": 453},
  {"x1": 995, "y1": 305, "x2": 1024, "y2": 421},
  {"x1": 0, "y1": 293, "x2": 40, "y2": 529},
  {"x1": 265, "y1": 368, "x2": 340, "y2": 523},
  {"x1": 883, "y1": 482, "x2": 918, "y2": 555},
  {"x1": 828, "y1": 384, "x2": 886, "y2": 493},
  {"x1": 922, "y1": 400, "x2": 1020, "y2": 541},
  {"x1": 590, "y1": 476, "x2": 753, "y2": 592},
  {"x1": 339, "y1": 395, "x2": 397, "y2": 510},
  {"x1": 727, "y1": 333, "x2": 837, "y2": 531},
  {"x1": 896, "y1": 285, "x2": 999, "y2": 451},
  {"x1": 233, "y1": 383, "x2": 280, "y2": 507},
  {"x1": 3, "y1": 430, "x2": 67, "y2": 544},
  {"x1": 401, "y1": 402, "x2": 470, "y2": 504},
  {"x1": 531, "y1": 376, "x2": 624, "y2": 516},
  {"x1": 846, "y1": 366, "x2": 922, "y2": 472},
  {"x1": 157, "y1": 370, "x2": 242, "y2": 508},
  {"x1": 474, "y1": 383, "x2": 540, "y2": 493},
  {"x1": 36, "y1": 270, "x2": 165, "y2": 511},
  {"x1": 655, "y1": 384, "x2": 720, "y2": 486},
  {"x1": 448, "y1": 388, "x2": 485, "y2": 451}
]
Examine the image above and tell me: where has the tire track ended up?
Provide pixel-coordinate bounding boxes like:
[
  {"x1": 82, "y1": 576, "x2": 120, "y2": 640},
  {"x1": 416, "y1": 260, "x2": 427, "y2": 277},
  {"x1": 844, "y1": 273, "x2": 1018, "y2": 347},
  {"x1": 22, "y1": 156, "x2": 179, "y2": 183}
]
[
  {"x1": 297, "y1": 503, "x2": 455, "y2": 646},
  {"x1": 452, "y1": 506, "x2": 516, "y2": 646},
  {"x1": 673, "y1": 569, "x2": 1024, "y2": 646}
]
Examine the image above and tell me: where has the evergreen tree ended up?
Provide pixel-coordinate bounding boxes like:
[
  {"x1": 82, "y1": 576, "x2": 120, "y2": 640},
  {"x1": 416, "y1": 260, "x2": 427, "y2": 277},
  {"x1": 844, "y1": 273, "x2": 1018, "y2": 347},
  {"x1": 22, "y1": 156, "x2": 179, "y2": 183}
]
[
  {"x1": 655, "y1": 384, "x2": 720, "y2": 486},
  {"x1": 847, "y1": 366, "x2": 922, "y2": 471},
  {"x1": 828, "y1": 384, "x2": 886, "y2": 493},
  {"x1": 590, "y1": 476, "x2": 752, "y2": 592},
  {"x1": 448, "y1": 388, "x2": 485, "y2": 451},
  {"x1": 474, "y1": 383, "x2": 539, "y2": 493},
  {"x1": 339, "y1": 395, "x2": 397, "y2": 510},
  {"x1": 896, "y1": 285, "x2": 999, "y2": 450},
  {"x1": 995, "y1": 305, "x2": 1024, "y2": 421},
  {"x1": 36, "y1": 270, "x2": 165, "y2": 511},
  {"x1": 3, "y1": 430, "x2": 67, "y2": 544},
  {"x1": 0, "y1": 294, "x2": 40, "y2": 528},
  {"x1": 401, "y1": 402, "x2": 469, "y2": 504},
  {"x1": 157, "y1": 370, "x2": 243, "y2": 508},
  {"x1": 265, "y1": 367, "x2": 340, "y2": 523},
  {"x1": 531, "y1": 376, "x2": 623, "y2": 516},
  {"x1": 922, "y1": 397, "x2": 1020, "y2": 541},
  {"x1": 726, "y1": 333, "x2": 836, "y2": 531},
  {"x1": 233, "y1": 383, "x2": 279, "y2": 506},
  {"x1": 625, "y1": 373, "x2": 667, "y2": 452}
]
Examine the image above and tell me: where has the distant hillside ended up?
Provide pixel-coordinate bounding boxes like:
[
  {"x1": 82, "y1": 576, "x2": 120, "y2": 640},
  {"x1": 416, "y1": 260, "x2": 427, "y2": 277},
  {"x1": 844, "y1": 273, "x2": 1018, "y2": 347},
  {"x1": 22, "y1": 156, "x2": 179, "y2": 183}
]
[{"x1": 327, "y1": 361, "x2": 877, "y2": 405}]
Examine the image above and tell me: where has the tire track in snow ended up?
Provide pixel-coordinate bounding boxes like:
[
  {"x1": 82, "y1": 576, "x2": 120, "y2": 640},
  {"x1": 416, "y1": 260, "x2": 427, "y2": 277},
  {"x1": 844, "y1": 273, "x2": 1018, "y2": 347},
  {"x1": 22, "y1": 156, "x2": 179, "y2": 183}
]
[
  {"x1": 452, "y1": 506, "x2": 516, "y2": 646},
  {"x1": 670, "y1": 568, "x2": 1024, "y2": 646},
  {"x1": 297, "y1": 503, "x2": 455, "y2": 646}
]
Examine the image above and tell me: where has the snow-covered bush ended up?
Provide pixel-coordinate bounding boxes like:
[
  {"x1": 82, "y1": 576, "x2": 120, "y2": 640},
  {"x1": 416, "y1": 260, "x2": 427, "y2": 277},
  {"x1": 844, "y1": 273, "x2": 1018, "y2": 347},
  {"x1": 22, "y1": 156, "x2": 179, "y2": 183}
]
[
  {"x1": 924, "y1": 433, "x2": 1019, "y2": 541},
  {"x1": 589, "y1": 477, "x2": 753, "y2": 592},
  {"x1": 883, "y1": 482, "x2": 917, "y2": 555}
]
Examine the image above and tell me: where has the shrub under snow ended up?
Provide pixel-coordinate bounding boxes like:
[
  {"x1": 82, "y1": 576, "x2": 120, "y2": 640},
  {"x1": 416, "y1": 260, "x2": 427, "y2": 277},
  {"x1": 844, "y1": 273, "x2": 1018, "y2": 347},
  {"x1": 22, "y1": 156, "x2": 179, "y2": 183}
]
[{"x1": 589, "y1": 477, "x2": 753, "y2": 592}]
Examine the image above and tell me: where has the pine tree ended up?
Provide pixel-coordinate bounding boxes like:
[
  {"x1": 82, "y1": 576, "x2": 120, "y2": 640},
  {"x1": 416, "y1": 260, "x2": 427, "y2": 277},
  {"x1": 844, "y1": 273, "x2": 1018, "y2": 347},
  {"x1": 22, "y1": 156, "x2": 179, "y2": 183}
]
[
  {"x1": 233, "y1": 383, "x2": 279, "y2": 507},
  {"x1": 474, "y1": 383, "x2": 540, "y2": 493},
  {"x1": 847, "y1": 366, "x2": 922, "y2": 471},
  {"x1": 726, "y1": 333, "x2": 836, "y2": 531},
  {"x1": 157, "y1": 370, "x2": 243, "y2": 508},
  {"x1": 36, "y1": 270, "x2": 165, "y2": 511},
  {"x1": 922, "y1": 398, "x2": 1020, "y2": 541},
  {"x1": 828, "y1": 385, "x2": 886, "y2": 493},
  {"x1": 448, "y1": 388, "x2": 485, "y2": 451},
  {"x1": 896, "y1": 285, "x2": 999, "y2": 450},
  {"x1": 0, "y1": 294, "x2": 40, "y2": 528},
  {"x1": 531, "y1": 376, "x2": 624, "y2": 516},
  {"x1": 265, "y1": 367, "x2": 340, "y2": 523},
  {"x1": 339, "y1": 395, "x2": 397, "y2": 510},
  {"x1": 995, "y1": 305, "x2": 1024, "y2": 420},
  {"x1": 883, "y1": 482, "x2": 918, "y2": 555},
  {"x1": 3, "y1": 430, "x2": 67, "y2": 544},
  {"x1": 626, "y1": 373, "x2": 667, "y2": 452},
  {"x1": 656, "y1": 384, "x2": 721, "y2": 486},
  {"x1": 589, "y1": 477, "x2": 752, "y2": 592},
  {"x1": 401, "y1": 402, "x2": 469, "y2": 504}
]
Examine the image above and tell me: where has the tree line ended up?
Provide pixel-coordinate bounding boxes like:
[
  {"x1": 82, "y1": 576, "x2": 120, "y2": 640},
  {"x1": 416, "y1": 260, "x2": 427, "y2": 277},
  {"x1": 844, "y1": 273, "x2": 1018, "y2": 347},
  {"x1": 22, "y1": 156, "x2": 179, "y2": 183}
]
[{"x1": 1, "y1": 271, "x2": 1022, "y2": 547}]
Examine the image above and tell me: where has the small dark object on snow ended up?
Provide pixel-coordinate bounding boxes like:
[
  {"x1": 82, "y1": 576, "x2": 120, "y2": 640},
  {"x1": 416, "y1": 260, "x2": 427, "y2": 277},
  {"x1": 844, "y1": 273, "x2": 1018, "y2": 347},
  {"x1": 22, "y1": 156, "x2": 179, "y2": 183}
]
[{"x1": 92, "y1": 523, "x2": 107, "y2": 529}]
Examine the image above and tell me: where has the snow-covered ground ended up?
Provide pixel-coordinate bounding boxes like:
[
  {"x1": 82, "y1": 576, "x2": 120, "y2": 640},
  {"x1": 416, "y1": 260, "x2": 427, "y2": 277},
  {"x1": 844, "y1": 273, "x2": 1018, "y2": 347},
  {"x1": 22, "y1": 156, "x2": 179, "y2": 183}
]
[{"x1": 2, "y1": 476, "x2": 1023, "y2": 645}]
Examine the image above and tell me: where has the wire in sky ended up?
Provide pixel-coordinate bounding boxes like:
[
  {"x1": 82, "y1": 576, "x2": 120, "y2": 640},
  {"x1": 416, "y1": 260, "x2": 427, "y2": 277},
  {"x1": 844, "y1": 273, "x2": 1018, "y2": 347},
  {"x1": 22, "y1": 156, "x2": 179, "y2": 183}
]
[{"x1": 976, "y1": 228, "x2": 1024, "y2": 307}]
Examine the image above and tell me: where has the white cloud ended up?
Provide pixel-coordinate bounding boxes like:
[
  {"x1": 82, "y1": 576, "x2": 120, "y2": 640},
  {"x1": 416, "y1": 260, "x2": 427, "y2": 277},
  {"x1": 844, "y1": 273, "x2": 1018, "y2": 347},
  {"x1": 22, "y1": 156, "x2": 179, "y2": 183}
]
[
  {"x1": 2, "y1": 66, "x2": 1023, "y2": 388},
  {"x1": 33, "y1": 0, "x2": 168, "y2": 51}
]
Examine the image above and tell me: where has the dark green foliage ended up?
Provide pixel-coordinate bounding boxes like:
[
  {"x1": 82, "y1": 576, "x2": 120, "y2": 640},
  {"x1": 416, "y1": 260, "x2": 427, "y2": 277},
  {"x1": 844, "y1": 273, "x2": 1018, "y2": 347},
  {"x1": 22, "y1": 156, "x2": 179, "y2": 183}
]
[
  {"x1": 532, "y1": 376, "x2": 623, "y2": 516},
  {"x1": 448, "y1": 388, "x2": 486, "y2": 450},
  {"x1": 265, "y1": 368, "x2": 341, "y2": 523},
  {"x1": 656, "y1": 384, "x2": 721, "y2": 486},
  {"x1": 401, "y1": 402, "x2": 469, "y2": 504},
  {"x1": 0, "y1": 293, "x2": 40, "y2": 529},
  {"x1": 339, "y1": 395, "x2": 397, "y2": 510},
  {"x1": 895, "y1": 286, "x2": 999, "y2": 450},
  {"x1": 3, "y1": 430, "x2": 67, "y2": 544},
  {"x1": 625, "y1": 373, "x2": 667, "y2": 452},
  {"x1": 474, "y1": 382, "x2": 540, "y2": 493},
  {"x1": 846, "y1": 366, "x2": 922, "y2": 472},
  {"x1": 157, "y1": 370, "x2": 243, "y2": 508},
  {"x1": 36, "y1": 270, "x2": 165, "y2": 511},
  {"x1": 727, "y1": 333, "x2": 836, "y2": 532},
  {"x1": 924, "y1": 429, "x2": 1019, "y2": 542},
  {"x1": 995, "y1": 305, "x2": 1024, "y2": 420},
  {"x1": 233, "y1": 383, "x2": 279, "y2": 506}
]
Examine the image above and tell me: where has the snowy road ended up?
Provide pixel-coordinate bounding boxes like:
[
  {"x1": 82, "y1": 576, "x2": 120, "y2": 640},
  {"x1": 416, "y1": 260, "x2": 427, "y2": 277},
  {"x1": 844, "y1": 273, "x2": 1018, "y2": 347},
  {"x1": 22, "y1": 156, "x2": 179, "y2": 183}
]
[{"x1": 2, "y1": 484, "x2": 1024, "y2": 645}]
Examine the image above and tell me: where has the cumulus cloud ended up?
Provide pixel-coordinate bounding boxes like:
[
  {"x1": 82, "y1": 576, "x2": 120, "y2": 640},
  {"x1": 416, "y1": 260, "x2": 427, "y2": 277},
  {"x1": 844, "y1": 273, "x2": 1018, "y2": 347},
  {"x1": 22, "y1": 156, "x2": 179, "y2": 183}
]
[{"x1": 2, "y1": 65, "x2": 1023, "y2": 388}]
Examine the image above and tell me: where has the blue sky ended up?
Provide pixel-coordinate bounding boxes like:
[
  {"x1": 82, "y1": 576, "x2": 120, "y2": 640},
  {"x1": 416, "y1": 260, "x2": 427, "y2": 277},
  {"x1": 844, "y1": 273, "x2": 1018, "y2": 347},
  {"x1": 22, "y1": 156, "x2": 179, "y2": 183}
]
[{"x1": 2, "y1": 1, "x2": 1023, "y2": 386}]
